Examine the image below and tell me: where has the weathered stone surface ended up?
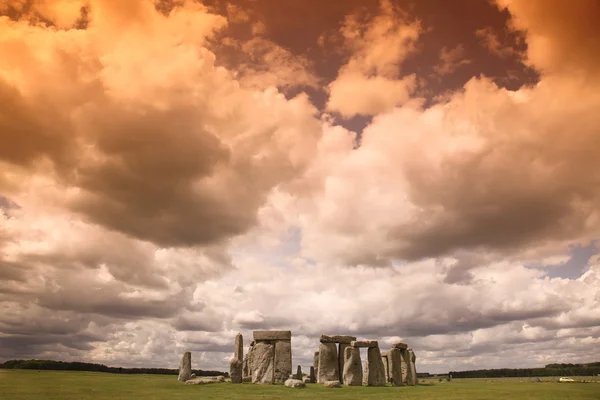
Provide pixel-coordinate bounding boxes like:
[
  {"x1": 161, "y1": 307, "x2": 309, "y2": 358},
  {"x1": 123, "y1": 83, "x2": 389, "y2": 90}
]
[
  {"x1": 309, "y1": 366, "x2": 316, "y2": 383},
  {"x1": 400, "y1": 350, "x2": 408, "y2": 383},
  {"x1": 303, "y1": 376, "x2": 311, "y2": 383},
  {"x1": 284, "y1": 378, "x2": 306, "y2": 388},
  {"x1": 178, "y1": 352, "x2": 192, "y2": 382},
  {"x1": 367, "y1": 347, "x2": 386, "y2": 386},
  {"x1": 249, "y1": 342, "x2": 274, "y2": 384},
  {"x1": 317, "y1": 342, "x2": 339, "y2": 383},
  {"x1": 253, "y1": 330, "x2": 292, "y2": 341},
  {"x1": 234, "y1": 333, "x2": 243, "y2": 361},
  {"x1": 243, "y1": 353, "x2": 249, "y2": 379},
  {"x1": 295, "y1": 365, "x2": 302, "y2": 380},
  {"x1": 338, "y1": 343, "x2": 348, "y2": 382},
  {"x1": 230, "y1": 358, "x2": 243, "y2": 384},
  {"x1": 274, "y1": 340, "x2": 292, "y2": 383},
  {"x1": 388, "y1": 348, "x2": 404, "y2": 386},
  {"x1": 324, "y1": 380, "x2": 342, "y2": 388},
  {"x1": 362, "y1": 358, "x2": 369, "y2": 385},
  {"x1": 185, "y1": 376, "x2": 225, "y2": 385},
  {"x1": 242, "y1": 376, "x2": 252, "y2": 383},
  {"x1": 320, "y1": 335, "x2": 357, "y2": 344},
  {"x1": 342, "y1": 346, "x2": 362, "y2": 386},
  {"x1": 350, "y1": 340, "x2": 378, "y2": 348},
  {"x1": 392, "y1": 342, "x2": 408, "y2": 350},
  {"x1": 190, "y1": 373, "x2": 196, "y2": 379},
  {"x1": 313, "y1": 351, "x2": 319, "y2": 373},
  {"x1": 407, "y1": 349, "x2": 417, "y2": 386},
  {"x1": 381, "y1": 353, "x2": 389, "y2": 383}
]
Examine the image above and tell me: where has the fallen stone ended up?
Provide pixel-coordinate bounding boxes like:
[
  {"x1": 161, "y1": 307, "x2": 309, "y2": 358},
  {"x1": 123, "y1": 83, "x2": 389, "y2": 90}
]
[
  {"x1": 388, "y1": 348, "x2": 404, "y2": 386},
  {"x1": 178, "y1": 352, "x2": 192, "y2": 382},
  {"x1": 317, "y1": 342, "x2": 339, "y2": 383},
  {"x1": 284, "y1": 378, "x2": 306, "y2": 388},
  {"x1": 392, "y1": 342, "x2": 408, "y2": 350},
  {"x1": 350, "y1": 340, "x2": 378, "y2": 348},
  {"x1": 249, "y1": 342, "x2": 275, "y2": 384},
  {"x1": 230, "y1": 358, "x2": 243, "y2": 384},
  {"x1": 303, "y1": 376, "x2": 311, "y2": 383},
  {"x1": 185, "y1": 376, "x2": 225, "y2": 385},
  {"x1": 242, "y1": 376, "x2": 252, "y2": 383},
  {"x1": 309, "y1": 366, "x2": 316, "y2": 383},
  {"x1": 295, "y1": 365, "x2": 302, "y2": 380},
  {"x1": 367, "y1": 347, "x2": 386, "y2": 386},
  {"x1": 342, "y1": 346, "x2": 362, "y2": 386},
  {"x1": 253, "y1": 330, "x2": 292, "y2": 341},
  {"x1": 274, "y1": 340, "x2": 292, "y2": 383},
  {"x1": 320, "y1": 335, "x2": 357, "y2": 344},
  {"x1": 323, "y1": 380, "x2": 342, "y2": 388}
]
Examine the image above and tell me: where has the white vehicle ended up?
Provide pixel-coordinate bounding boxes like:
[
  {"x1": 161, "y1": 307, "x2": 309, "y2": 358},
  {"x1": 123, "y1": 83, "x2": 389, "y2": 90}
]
[{"x1": 559, "y1": 377, "x2": 575, "y2": 382}]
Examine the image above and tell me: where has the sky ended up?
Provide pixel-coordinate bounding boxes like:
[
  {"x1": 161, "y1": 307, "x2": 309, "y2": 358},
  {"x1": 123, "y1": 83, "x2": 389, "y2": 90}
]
[{"x1": 0, "y1": 0, "x2": 599, "y2": 375}]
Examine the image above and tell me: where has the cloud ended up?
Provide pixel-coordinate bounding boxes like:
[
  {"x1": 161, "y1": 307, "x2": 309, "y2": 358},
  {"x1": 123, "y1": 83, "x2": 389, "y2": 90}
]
[
  {"x1": 476, "y1": 27, "x2": 520, "y2": 59},
  {"x1": 433, "y1": 45, "x2": 471, "y2": 76},
  {"x1": 326, "y1": 0, "x2": 421, "y2": 117}
]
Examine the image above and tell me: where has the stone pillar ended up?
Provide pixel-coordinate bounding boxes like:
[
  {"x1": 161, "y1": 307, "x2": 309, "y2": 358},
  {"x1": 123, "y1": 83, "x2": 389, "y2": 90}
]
[
  {"x1": 362, "y1": 357, "x2": 369, "y2": 385},
  {"x1": 309, "y1": 366, "x2": 316, "y2": 383},
  {"x1": 400, "y1": 348, "x2": 415, "y2": 386},
  {"x1": 178, "y1": 351, "x2": 192, "y2": 382},
  {"x1": 388, "y1": 348, "x2": 404, "y2": 386},
  {"x1": 313, "y1": 351, "x2": 319, "y2": 375},
  {"x1": 230, "y1": 333, "x2": 243, "y2": 383},
  {"x1": 338, "y1": 343, "x2": 349, "y2": 382},
  {"x1": 381, "y1": 352, "x2": 389, "y2": 383},
  {"x1": 295, "y1": 365, "x2": 302, "y2": 380},
  {"x1": 249, "y1": 342, "x2": 275, "y2": 384},
  {"x1": 317, "y1": 342, "x2": 339, "y2": 383},
  {"x1": 366, "y1": 347, "x2": 386, "y2": 386},
  {"x1": 274, "y1": 340, "x2": 292, "y2": 383},
  {"x1": 342, "y1": 346, "x2": 362, "y2": 386},
  {"x1": 408, "y1": 349, "x2": 417, "y2": 385}
]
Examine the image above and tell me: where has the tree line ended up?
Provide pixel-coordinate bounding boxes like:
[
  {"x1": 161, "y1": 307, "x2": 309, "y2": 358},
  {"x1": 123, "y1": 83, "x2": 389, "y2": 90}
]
[
  {"x1": 449, "y1": 362, "x2": 600, "y2": 378},
  {"x1": 0, "y1": 359, "x2": 228, "y2": 377}
]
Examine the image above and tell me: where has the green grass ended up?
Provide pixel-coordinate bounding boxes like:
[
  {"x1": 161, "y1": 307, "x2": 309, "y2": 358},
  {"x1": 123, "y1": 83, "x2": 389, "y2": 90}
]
[{"x1": 1, "y1": 370, "x2": 599, "y2": 400}]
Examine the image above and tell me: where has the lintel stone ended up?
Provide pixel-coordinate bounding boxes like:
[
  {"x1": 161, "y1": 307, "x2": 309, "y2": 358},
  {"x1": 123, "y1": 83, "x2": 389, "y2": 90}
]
[
  {"x1": 392, "y1": 342, "x2": 408, "y2": 350},
  {"x1": 320, "y1": 335, "x2": 357, "y2": 344},
  {"x1": 350, "y1": 340, "x2": 378, "y2": 348},
  {"x1": 253, "y1": 330, "x2": 292, "y2": 341}
]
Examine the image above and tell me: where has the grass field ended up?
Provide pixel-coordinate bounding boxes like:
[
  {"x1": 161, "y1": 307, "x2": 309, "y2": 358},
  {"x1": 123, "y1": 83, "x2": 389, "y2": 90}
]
[{"x1": 1, "y1": 370, "x2": 599, "y2": 400}]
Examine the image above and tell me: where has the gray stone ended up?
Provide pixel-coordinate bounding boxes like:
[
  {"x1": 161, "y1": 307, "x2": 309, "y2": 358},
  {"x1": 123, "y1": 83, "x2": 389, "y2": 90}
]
[
  {"x1": 320, "y1": 335, "x2": 357, "y2": 344},
  {"x1": 178, "y1": 352, "x2": 192, "y2": 382},
  {"x1": 367, "y1": 347, "x2": 386, "y2": 386},
  {"x1": 408, "y1": 349, "x2": 417, "y2": 385},
  {"x1": 392, "y1": 342, "x2": 408, "y2": 350},
  {"x1": 350, "y1": 340, "x2": 378, "y2": 348},
  {"x1": 303, "y1": 376, "x2": 311, "y2": 383},
  {"x1": 363, "y1": 358, "x2": 369, "y2": 385},
  {"x1": 190, "y1": 373, "x2": 196, "y2": 379},
  {"x1": 323, "y1": 380, "x2": 342, "y2": 388},
  {"x1": 381, "y1": 353, "x2": 389, "y2": 383},
  {"x1": 230, "y1": 358, "x2": 243, "y2": 384},
  {"x1": 313, "y1": 351, "x2": 319, "y2": 373},
  {"x1": 317, "y1": 342, "x2": 339, "y2": 383},
  {"x1": 249, "y1": 342, "x2": 274, "y2": 384},
  {"x1": 242, "y1": 376, "x2": 252, "y2": 383},
  {"x1": 234, "y1": 333, "x2": 243, "y2": 361},
  {"x1": 309, "y1": 366, "x2": 316, "y2": 383},
  {"x1": 295, "y1": 365, "x2": 302, "y2": 380},
  {"x1": 400, "y1": 350, "x2": 408, "y2": 383},
  {"x1": 243, "y1": 353, "x2": 249, "y2": 379},
  {"x1": 185, "y1": 376, "x2": 225, "y2": 385},
  {"x1": 274, "y1": 340, "x2": 292, "y2": 383},
  {"x1": 388, "y1": 348, "x2": 404, "y2": 386},
  {"x1": 400, "y1": 349, "x2": 415, "y2": 385},
  {"x1": 342, "y1": 346, "x2": 362, "y2": 386},
  {"x1": 284, "y1": 378, "x2": 306, "y2": 388},
  {"x1": 338, "y1": 343, "x2": 348, "y2": 382},
  {"x1": 253, "y1": 330, "x2": 292, "y2": 341}
]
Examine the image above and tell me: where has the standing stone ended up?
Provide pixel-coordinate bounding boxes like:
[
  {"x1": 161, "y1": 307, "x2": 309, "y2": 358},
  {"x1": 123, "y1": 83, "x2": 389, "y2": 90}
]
[
  {"x1": 342, "y1": 346, "x2": 362, "y2": 386},
  {"x1": 313, "y1": 351, "x2": 319, "y2": 374},
  {"x1": 249, "y1": 342, "x2": 275, "y2": 384},
  {"x1": 274, "y1": 340, "x2": 292, "y2": 383},
  {"x1": 408, "y1": 349, "x2": 417, "y2": 385},
  {"x1": 338, "y1": 343, "x2": 349, "y2": 382},
  {"x1": 309, "y1": 366, "x2": 316, "y2": 383},
  {"x1": 366, "y1": 347, "x2": 386, "y2": 386},
  {"x1": 381, "y1": 353, "x2": 389, "y2": 383},
  {"x1": 400, "y1": 349, "x2": 414, "y2": 385},
  {"x1": 178, "y1": 352, "x2": 192, "y2": 382},
  {"x1": 362, "y1": 358, "x2": 369, "y2": 385},
  {"x1": 400, "y1": 350, "x2": 408, "y2": 383},
  {"x1": 317, "y1": 342, "x2": 339, "y2": 383},
  {"x1": 230, "y1": 358, "x2": 243, "y2": 384},
  {"x1": 388, "y1": 348, "x2": 404, "y2": 386},
  {"x1": 295, "y1": 365, "x2": 302, "y2": 380},
  {"x1": 243, "y1": 353, "x2": 249, "y2": 379},
  {"x1": 230, "y1": 333, "x2": 244, "y2": 383}
]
